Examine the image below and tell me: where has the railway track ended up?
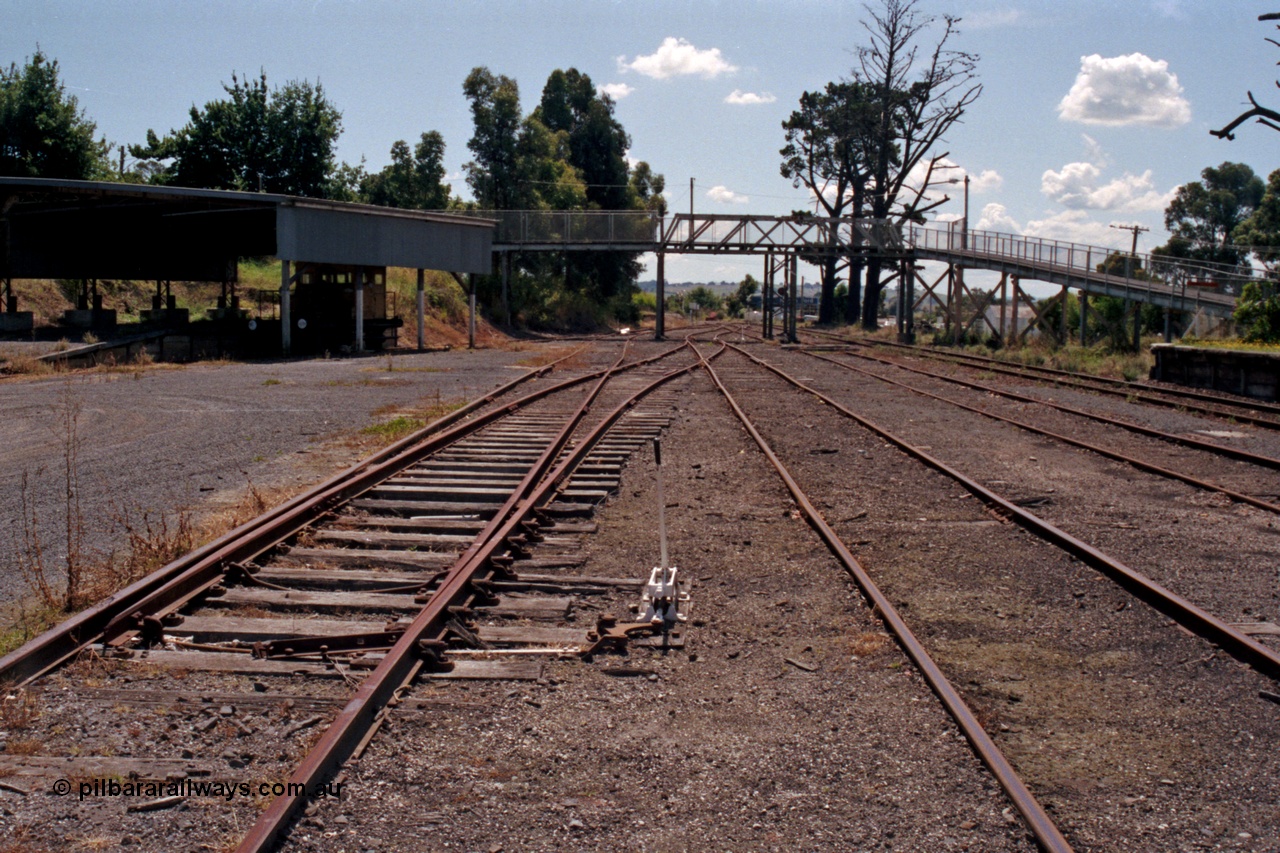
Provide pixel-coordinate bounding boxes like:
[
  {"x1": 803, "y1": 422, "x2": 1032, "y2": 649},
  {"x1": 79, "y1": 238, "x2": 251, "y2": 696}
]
[
  {"x1": 0, "y1": 341, "x2": 702, "y2": 851},
  {"x1": 3, "y1": 334, "x2": 1278, "y2": 850},
  {"x1": 809, "y1": 328, "x2": 1280, "y2": 430},
  {"x1": 695, "y1": 337, "x2": 1280, "y2": 850}
]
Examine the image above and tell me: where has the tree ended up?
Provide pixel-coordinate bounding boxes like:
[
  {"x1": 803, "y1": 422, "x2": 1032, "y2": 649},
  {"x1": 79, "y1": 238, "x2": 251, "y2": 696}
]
[
  {"x1": 725, "y1": 274, "x2": 760, "y2": 317},
  {"x1": 362, "y1": 132, "x2": 451, "y2": 209},
  {"x1": 1151, "y1": 162, "x2": 1263, "y2": 267},
  {"x1": 1212, "y1": 13, "x2": 1280, "y2": 140},
  {"x1": 780, "y1": 80, "x2": 883, "y2": 324},
  {"x1": 1233, "y1": 167, "x2": 1280, "y2": 271},
  {"x1": 1234, "y1": 281, "x2": 1280, "y2": 342},
  {"x1": 857, "y1": 0, "x2": 982, "y2": 330},
  {"x1": 131, "y1": 71, "x2": 342, "y2": 197},
  {"x1": 0, "y1": 49, "x2": 110, "y2": 179},
  {"x1": 462, "y1": 67, "x2": 528, "y2": 210}
]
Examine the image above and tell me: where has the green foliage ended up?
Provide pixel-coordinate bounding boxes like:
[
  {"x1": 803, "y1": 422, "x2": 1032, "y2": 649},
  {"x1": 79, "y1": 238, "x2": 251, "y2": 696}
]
[
  {"x1": 462, "y1": 65, "x2": 665, "y2": 329},
  {"x1": 1153, "y1": 161, "x2": 1263, "y2": 266},
  {"x1": 780, "y1": 80, "x2": 885, "y2": 323},
  {"x1": 1234, "y1": 281, "x2": 1280, "y2": 342},
  {"x1": 0, "y1": 49, "x2": 110, "y2": 179},
  {"x1": 1233, "y1": 167, "x2": 1280, "y2": 270},
  {"x1": 724, "y1": 274, "x2": 760, "y2": 317},
  {"x1": 362, "y1": 132, "x2": 451, "y2": 209},
  {"x1": 130, "y1": 70, "x2": 342, "y2": 197},
  {"x1": 1095, "y1": 251, "x2": 1151, "y2": 280},
  {"x1": 462, "y1": 67, "x2": 526, "y2": 210}
]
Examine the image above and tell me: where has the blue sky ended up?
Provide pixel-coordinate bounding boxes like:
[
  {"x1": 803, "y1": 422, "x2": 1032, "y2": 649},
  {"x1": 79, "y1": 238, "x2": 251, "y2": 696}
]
[{"x1": 5, "y1": 0, "x2": 1280, "y2": 289}]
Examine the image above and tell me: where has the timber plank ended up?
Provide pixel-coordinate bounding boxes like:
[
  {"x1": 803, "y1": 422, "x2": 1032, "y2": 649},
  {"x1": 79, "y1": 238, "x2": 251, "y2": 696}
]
[{"x1": 0, "y1": 755, "x2": 212, "y2": 780}]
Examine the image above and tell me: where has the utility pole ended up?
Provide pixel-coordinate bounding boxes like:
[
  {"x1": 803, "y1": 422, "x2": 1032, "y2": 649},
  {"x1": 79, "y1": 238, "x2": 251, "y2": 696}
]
[{"x1": 1109, "y1": 224, "x2": 1149, "y2": 278}]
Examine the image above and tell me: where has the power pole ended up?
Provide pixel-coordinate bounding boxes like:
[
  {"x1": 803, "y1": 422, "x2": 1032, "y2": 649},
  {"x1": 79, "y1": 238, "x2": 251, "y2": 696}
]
[{"x1": 1109, "y1": 224, "x2": 1149, "y2": 277}]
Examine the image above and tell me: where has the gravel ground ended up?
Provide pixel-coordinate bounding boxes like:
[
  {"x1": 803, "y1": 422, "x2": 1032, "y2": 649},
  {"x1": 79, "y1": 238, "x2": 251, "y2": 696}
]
[
  {"x1": 0, "y1": 346, "x2": 605, "y2": 608},
  {"x1": 286, "y1": 358, "x2": 1036, "y2": 853},
  {"x1": 3, "y1": 335, "x2": 1279, "y2": 852},
  {"x1": 715, "y1": 342, "x2": 1280, "y2": 852}
]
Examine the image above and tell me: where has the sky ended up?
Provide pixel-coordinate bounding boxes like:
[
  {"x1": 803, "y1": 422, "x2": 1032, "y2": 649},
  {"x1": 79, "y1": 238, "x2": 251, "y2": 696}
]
[{"x1": 5, "y1": 0, "x2": 1280, "y2": 291}]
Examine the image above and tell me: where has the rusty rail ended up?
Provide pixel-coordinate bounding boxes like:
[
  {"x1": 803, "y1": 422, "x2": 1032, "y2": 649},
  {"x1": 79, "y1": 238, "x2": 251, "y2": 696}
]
[
  {"x1": 729, "y1": 341, "x2": 1280, "y2": 683},
  {"x1": 236, "y1": 342, "x2": 710, "y2": 852},
  {"x1": 694, "y1": 344, "x2": 1074, "y2": 853}
]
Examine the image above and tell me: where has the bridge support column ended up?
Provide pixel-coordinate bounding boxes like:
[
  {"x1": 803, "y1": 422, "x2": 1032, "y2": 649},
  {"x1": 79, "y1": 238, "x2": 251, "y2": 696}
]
[
  {"x1": 1059, "y1": 284, "x2": 1068, "y2": 346},
  {"x1": 1080, "y1": 291, "x2": 1088, "y2": 346},
  {"x1": 280, "y1": 260, "x2": 291, "y2": 356},
  {"x1": 655, "y1": 252, "x2": 665, "y2": 341},
  {"x1": 501, "y1": 253, "x2": 511, "y2": 326},
  {"x1": 998, "y1": 272, "x2": 1008, "y2": 345},
  {"x1": 1133, "y1": 300, "x2": 1141, "y2": 351},
  {"x1": 468, "y1": 274, "x2": 476, "y2": 350},
  {"x1": 761, "y1": 254, "x2": 770, "y2": 339},
  {"x1": 1164, "y1": 307, "x2": 1172, "y2": 343},
  {"x1": 416, "y1": 269, "x2": 426, "y2": 352},
  {"x1": 783, "y1": 251, "x2": 793, "y2": 340},
  {"x1": 355, "y1": 268, "x2": 365, "y2": 352}
]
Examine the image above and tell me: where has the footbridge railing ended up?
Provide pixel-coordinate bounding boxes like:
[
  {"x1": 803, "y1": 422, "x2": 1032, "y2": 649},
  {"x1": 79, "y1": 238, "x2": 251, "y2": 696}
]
[
  {"x1": 907, "y1": 223, "x2": 1260, "y2": 318},
  {"x1": 468, "y1": 210, "x2": 901, "y2": 255}
]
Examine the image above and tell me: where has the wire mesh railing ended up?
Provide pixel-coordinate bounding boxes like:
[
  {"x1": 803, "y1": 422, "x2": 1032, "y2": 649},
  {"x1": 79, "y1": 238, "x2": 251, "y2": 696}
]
[
  {"x1": 458, "y1": 209, "x2": 659, "y2": 245},
  {"x1": 907, "y1": 222, "x2": 1262, "y2": 302}
]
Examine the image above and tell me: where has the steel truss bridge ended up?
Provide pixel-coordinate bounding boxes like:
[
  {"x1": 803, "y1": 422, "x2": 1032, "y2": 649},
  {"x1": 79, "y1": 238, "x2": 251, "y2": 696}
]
[{"x1": 470, "y1": 210, "x2": 1263, "y2": 343}]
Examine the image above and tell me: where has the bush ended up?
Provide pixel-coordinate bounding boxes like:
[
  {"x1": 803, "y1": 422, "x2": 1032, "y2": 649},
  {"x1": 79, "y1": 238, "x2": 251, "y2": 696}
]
[{"x1": 1234, "y1": 282, "x2": 1280, "y2": 342}]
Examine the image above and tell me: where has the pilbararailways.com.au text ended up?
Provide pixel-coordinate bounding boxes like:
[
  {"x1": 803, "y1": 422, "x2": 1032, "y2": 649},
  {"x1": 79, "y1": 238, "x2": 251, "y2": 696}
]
[{"x1": 62, "y1": 778, "x2": 344, "y2": 801}]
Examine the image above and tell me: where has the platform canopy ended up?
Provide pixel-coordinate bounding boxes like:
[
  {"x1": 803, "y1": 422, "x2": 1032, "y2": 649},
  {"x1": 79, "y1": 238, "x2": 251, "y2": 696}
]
[{"x1": 0, "y1": 177, "x2": 495, "y2": 281}]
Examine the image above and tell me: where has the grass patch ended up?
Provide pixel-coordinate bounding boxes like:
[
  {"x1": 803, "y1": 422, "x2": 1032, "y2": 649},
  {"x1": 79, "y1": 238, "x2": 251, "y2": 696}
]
[
  {"x1": 1173, "y1": 337, "x2": 1280, "y2": 354},
  {"x1": 360, "y1": 415, "x2": 426, "y2": 441}
]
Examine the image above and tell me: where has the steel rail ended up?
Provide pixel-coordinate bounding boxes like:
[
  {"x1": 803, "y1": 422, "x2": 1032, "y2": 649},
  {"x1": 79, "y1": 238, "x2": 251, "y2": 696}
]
[
  {"x1": 861, "y1": 334, "x2": 1280, "y2": 419},
  {"x1": 0, "y1": 344, "x2": 676, "y2": 686},
  {"x1": 726, "y1": 341, "x2": 1280, "y2": 682},
  {"x1": 694, "y1": 345, "x2": 1074, "y2": 853},
  {"x1": 802, "y1": 349, "x2": 1280, "y2": 515},
  {"x1": 817, "y1": 341, "x2": 1280, "y2": 472},
  {"x1": 853, "y1": 336, "x2": 1280, "y2": 429},
  {"x1": 237, "y1": 343, "x2": 710, "y2": 853}
]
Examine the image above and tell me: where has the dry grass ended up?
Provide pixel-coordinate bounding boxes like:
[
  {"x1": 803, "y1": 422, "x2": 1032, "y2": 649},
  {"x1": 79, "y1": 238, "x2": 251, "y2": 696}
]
[
  {"x1": 2, "y1": 737, "x2": 43, "y2": 755},
  {"x1": 849, "y1": 631, "x2": 892, "y2": 657},
  {"x1": 0, "y1": 686, "x2": 40, "y2": 730},
  {"x1": 512, "y1": 345, "x2": 589, "y2": 370}
]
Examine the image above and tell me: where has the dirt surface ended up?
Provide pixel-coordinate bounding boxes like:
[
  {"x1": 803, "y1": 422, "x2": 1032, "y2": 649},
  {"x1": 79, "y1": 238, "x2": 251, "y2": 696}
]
[
  {"x1": 285, "y1": 360, "x2": 1035, "y2": 853},
  {"x1": 0, "y1": 347, "x2": 570, "y2": 608},
  {"x1": 2, "y1": 333, "x2": 1279, "y2": 852}
]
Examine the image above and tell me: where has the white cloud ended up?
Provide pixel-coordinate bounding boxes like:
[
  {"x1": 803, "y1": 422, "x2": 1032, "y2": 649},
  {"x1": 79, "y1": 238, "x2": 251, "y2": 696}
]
[
  {"x1": 975, "y1": 204, "x2": 1136, "y2": 249},
  {"x1": 707, "y1": 185, "x2": 749, "y2": 204},
  {"x1": 969, "y1": 169, "x2": 1004, "y2": 193},
  {"x1": 1041, "y1": 162, "x2": 1174, "y2": 212},
  {"x1": 618, "y1": 38, "x2": 737, "y2": 80},
  {"x1": 964, "y1": 9, "x2": 1022, "y2": 29},
  {"x1": 974, "y1": 203, "x2": 1023, "y2": 233},
  {"x1": 725, "y1": 89, "x2": 776, "y2": 105},
  {"x1": 1057, "y1": 53, "x2": 1190, "y2": 127},
  {"x1": 599, "y1": 82, "x2": 634, "y2": 100}
]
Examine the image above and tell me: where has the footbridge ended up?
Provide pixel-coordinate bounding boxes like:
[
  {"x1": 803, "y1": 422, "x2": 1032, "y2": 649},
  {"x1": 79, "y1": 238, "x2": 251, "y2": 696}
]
[{"x1": 475, "y1": 210, "x2": 1259, "y2": 342}]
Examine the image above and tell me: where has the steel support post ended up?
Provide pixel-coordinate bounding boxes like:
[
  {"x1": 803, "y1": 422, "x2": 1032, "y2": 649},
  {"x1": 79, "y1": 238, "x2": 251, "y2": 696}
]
[
  {"x1": 468, "y1": 274, "x2": 476, "y2": 350},
  {"x1": 1133, "y1": 300, "x2": 1141, "y2": 351},
  {"x1": 783, "y1": 252, "x2": 793, "y2": 343},
  {"x1": 905, "y1": 262, "x2": 916, "y2": 343},
  {"x1": 501, "y1": 252, "x2": 511, "y2": 326},
  {"x1": 1164, "y1": 307, "x2": 1172, "y2": 343},
  {"x1": 761, "y1": 254, "x2": 768, "y2": 339},
  {"x1": 999, "y1": 272, "x2": 1008, "y2": 345},
  {"x1": 280, "y1": 260, "x2": 291, "y2": 356},
  {"x1": 655, "y1": 252, "x2": 665, "y2": 341},
  {"x1": 1080, "y1": 291, "x2": 1088, "y2": 346},
  {"x1": 416, "y1": 269, "x2": 426, "y2": 352},
  {"x1": 354, "y1": 268, "x2": 365, "y2": 352},
  {"x1": 896, "y1": 265, "x2": 906, "y2": 340},
  {"x1": 1059, "y1": 284, "x2": 1068, "y2": 346}
]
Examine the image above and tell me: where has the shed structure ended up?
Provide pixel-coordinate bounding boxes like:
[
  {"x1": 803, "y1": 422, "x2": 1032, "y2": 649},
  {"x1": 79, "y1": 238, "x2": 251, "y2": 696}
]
[{"x1": 0, "y1": 177, "x2": 495, "y2": 353}]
